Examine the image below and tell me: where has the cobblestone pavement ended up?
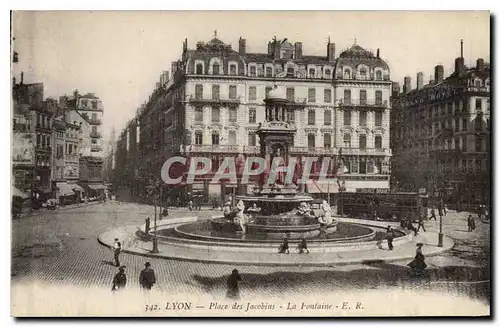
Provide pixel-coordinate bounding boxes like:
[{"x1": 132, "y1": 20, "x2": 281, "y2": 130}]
[{"x1": 11, "y1": 201, "x2": 490, "y2": 303}]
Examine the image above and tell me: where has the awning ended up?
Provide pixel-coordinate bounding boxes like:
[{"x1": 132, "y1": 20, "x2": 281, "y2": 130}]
[
  {"x1": 56, "y1": 182, "x2": 75, "y2": 196},
  {"x1": 71, "y1": 184, "x2": 84, "y2": 192},
  {"x1": 306, "y1": 180, "x2": 339, "y2": 194},
  {"x1": 12, "y1": 186, "x2": 29, "y2": 199},
  {"x1": 88, "y1": 184, "x2": 106, "y2": 190}
]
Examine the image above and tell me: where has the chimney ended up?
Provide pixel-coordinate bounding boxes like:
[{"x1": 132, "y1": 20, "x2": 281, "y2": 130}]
[
  {"x1": 20, "y1": 72, "x2": 24, "y2": 84},
  {"x1": 416, "y1": 72, "x2": 424, "y2": 90},
  {"x1": 403, "y1": 76, "x2": 412, "y2": 94},
  {"x1": 454, "y1": 57, "x2": 465, "y2": 75},
  {"x1": 171, "y1": 61, "x2": 178, "y2": 75},
  {"x1": 434, "y1": 65, "x2": 444, "y2": 83},
  {"x1": 73, "y1": 89, "x2": 79, "y2": 99},
  {"x1": 376, "y1": 49, "x2": 380, "y2": 58},
  {"x1": 477, "y1": 58, "x2": 485, "y2": 70},
  {"x1": 273, "y1": 41, "x2": 280, "y2": 59},
  {"x1": 392, "y1": 82, "x2": 400, "y2": 96},
  {"x1": 238, "y1": 37, "x2": 246, "y2": 55},
  {"x1": 294, "y1": 42, "x2": 303, "y2": 60},
  {"x1": 268, "y1": 41, "x2": 273, "y2": 55},
  {"x1": 327, "y1": 39, "x2": 335, "y2": 62}
]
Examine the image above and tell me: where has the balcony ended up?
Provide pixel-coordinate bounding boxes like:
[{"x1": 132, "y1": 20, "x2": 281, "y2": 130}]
[
  {"x1": 189, "y1": 95, "x2": 241, "y2": 107},
  {"x1": 186, "y1": 144, "x2": 241, "y2": 154},
  {"x1": 285, "y1": 97, "x2": 307, "y2": 107},
  {"x1": 90, "y1": 145, "x2": 103, "y2": 152},
  {"x1": 243, "y1": 145, "x2": 260, "y2": 153},
  {"x1": 340, "y1": 148, "x2": 392, "y2": 156},
  {"x1": 89, "y1": 119, "x2": 102, "y2": 125},
  {"x1": 339, "y1": 99, "x2": 388, "y2": 109},
  {"x1": 90, "y1": 131, "x2": 102, "y2": 138},
  {"x1": 13, "y1": 123, "x2": 30, "y2": 132}
]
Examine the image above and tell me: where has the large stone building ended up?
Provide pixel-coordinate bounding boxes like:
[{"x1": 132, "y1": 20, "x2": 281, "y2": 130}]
[
  {"x1": 116, "y1": 34, "x2": 393, "y2": 203},
  {"x1": 390, "y1": 43, "x2": 490, "y2": 205}
]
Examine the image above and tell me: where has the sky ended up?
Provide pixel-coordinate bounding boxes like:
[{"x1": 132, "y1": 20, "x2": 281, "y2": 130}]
[{"x1": 11, "y1": 11, "x2": 490, "y2": 143}]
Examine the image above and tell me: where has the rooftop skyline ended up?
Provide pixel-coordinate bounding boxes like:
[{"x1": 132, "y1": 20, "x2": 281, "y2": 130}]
[{"x1": 11, "y1": 11, "x2": 490, "y2": 141}]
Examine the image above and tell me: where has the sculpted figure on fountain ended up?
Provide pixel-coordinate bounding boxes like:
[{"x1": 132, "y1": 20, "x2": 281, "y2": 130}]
[
  {"x1": 318, "y1": 200, "x2": 334, "y2": 226},
  {"x1": 233, "y1": 200, "x2": 248, "y2": 234}
]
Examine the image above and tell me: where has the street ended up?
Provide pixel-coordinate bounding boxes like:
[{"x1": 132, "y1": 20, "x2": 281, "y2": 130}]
[{"x1": 11, "y1": 201, "x2": 490, "y2": 304}]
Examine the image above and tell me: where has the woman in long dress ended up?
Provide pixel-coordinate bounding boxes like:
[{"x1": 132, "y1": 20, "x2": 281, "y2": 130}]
[
  {"x1": 408, "y1": 243, "x2": 427, "y2": 275},
  {"x1": 226, "y1": 269, "x2": 242, "y2": 299}
]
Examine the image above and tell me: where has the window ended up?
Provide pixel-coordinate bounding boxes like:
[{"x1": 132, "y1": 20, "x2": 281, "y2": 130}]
[
  {"x1": 359, "y1": 135, "x2": 367, "y2": 149},
  {"x1": 229, "y1": 85, "x2": 237, "y2": 100},
  {"x1": 248, "y1": 132, "x2": 256, "y2": 146},
  {"x1": 476, "y1": 159, "x2": 483, "y2": 171},
  {"x1": 286, "y1": 88, "x2": 295, "y2": 102},
  {"x1": 376, "y1": 70, "x2": 382, "y2": 80},
  {"x1": 92, "y1": 101, "x2": 97, "y2": 109},
  {"x1": 309, "y1": 68, "x2": 315, "y2": 78},
  {"x1": 249, "y1": 86, "x2": 257, "y2": 101},
  {"x1": 476, "y1": 98, "x2": 482, "y2": 110},
  {"x1": 212, "y1": 131, "x2": 220, "y2": 145},
  {"x1": 323, "y1": 133, "x2": 331, "y2": 148},
  {"x1": 229, "y1": 107, "x2": 238, "y2": 122},
  {"x1": 265, "y1": 86, "x2": 272, "y2": 97},
  {"x1": 324, "y1": 69, "x2": 331, "y2": 77},
  {"x1": 194, "y1": 106, "x2": 203, "y2": 122},
  {"x1": 308, "y1": 110, "x2": 315, "y2": 125},
  {"x1": 195, "y1": 84, "x2": 203, "y2": 99},
  {"x1": 265, "y1": 66, "x2": 273, "y2": 77},
  {"x1": 475, "y1": 136, "x2": 483, "y2": 152},
  {"x1": 228, "y1": 131, "x2": 237, "y2": 145},
  {"x1": 475, "y1": 116, "x2": 483, "y2": 131},
  {"x1": 462, "y1": 118, "x2": 467, "y2": 131},
  {"x1": 92, "y1": 113, "x2": 97, "y2": 122},
  {"x1": 475, "y1": 80, "x2": 482, "y2": 88},
  {"x1": 375, "y1": 90, "x2": 383, "y2": 105},
  {"x1": 447, "y1": 102, "x2": 452, "y2": 114},
  {"x1": 359, "y1": 111, "x2": 367, "y2": 126},
  {"x1": 195, "y1": 131, "x2": 203, "y2": 145},
  {"x1": 286, "y1": 109, "x2": 295, "y2": 123},
  {"x1": 359, "y1": 68, "x2": 367, "y2": 80},
  {"x1": 367, "y1": 159, "x2": 374, "y2": 174},
  {"x1": 307, "y1": 133, "x2": 315, "y2": 149},
  {"x1": 286, "y1": 67, "x2": 295, "y2": 77},
  {"x1": 92, "y1": 126, "x2": 97, "y2": 134},
  {"x1": 343, "y1": 133, "x2": 351, "y2": 148},
  {"x1": 454, "y1": 118, "x2": 459, "y2": 132},
  {"x1": 375, "y1": 135, "x2": 382, "y2": 149},
  {"x1": 69, "y1": 144, "x2": 73, "y2": 154},
  {"x1": 211, "y1": 106, "x2": 220, "y2": 122},
  {"x1": 249, "y1": 66, "x2": 257, "y2": 77},
  {"x1": 57, "y1": 145, "x2": 64, "y2": 159},
  {"x1": 344, "y1": 89, "x2": 351, "y2": 104},
  {"x1": 212, "y1": 85, "x2": 220, "y2": 100},
  {"x1": 82, "y1": 100, "x2": 88, "y2": 107},
  {"x1": 213, "y1": 63, "x2": 220, "y2": 75},
  {"x1": 249, "y1": 108, "x2": 256, "y2": 124},
  {"x1": 308, "y1": 88, "x2": 316, "y2": 103},
  {"x1": 343, "y1": 110, "x2": 351, "y2": 126},
  {"x1": 196, "y1": 63, "x2": 203, "y2": 74},
  {"x1": 344, "y1": 69, "x2": 351, "y2": 79},
  {"x1": 324, "y1": 110, "x2": 332, "y2": 125},
  {"x1": 229, "y1": 64, "x2": 237, "y2": 75},
  {"x1": 359, "y1": 90, "x2": 367, "y2": 105},
  {"x1": 324, "y1": 89, "x2": 332, "y2": 103},
  {"x1": 375, "y1": 112, "x2": 383, "y2": 127}
]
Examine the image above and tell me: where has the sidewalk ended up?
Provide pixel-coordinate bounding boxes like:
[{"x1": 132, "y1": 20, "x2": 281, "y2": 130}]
[{"x1": 98, "y1": 217, "x2": 454, "y2": 267}]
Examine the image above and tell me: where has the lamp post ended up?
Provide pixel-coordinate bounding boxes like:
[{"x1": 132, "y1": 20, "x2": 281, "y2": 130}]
[
  {"x1": 149, "y1": 179, "x2": 160, "y2": 253},
  {"x1": 437, "y1": 185, "x2": 444, "y2": 247}
]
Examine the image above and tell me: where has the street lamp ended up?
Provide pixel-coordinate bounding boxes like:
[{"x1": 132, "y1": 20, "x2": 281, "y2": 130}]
[
  {"x1": 147, "y1": 179, "x2": 160, "y2": 253},
  {"x1": 437, "y1": 186, "x2": 444, "y2": 247}
]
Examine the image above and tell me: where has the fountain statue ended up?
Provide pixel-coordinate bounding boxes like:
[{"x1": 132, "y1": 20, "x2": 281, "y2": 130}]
[{"x1": 233, "y1": 200, "x2": 248, "y2": 234}]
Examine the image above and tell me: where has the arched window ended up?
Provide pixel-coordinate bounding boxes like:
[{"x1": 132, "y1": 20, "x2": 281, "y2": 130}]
[
  {"x1": 359, "y1": 67, "x2": 367, "y2": 80},
  {"x1": 212, "y1": 62, "x2": 220, "y2": 75},
  {"x1": 229, "y1": 64, "x2": 237, "y2": 75},
  {"x1": 475, "y1": 79, "x2": 482, "y2": 88},
  {"x1": 376, "y1": 70, "x2": 382, "y2": 80},
  {"x1": 324, "y1": 69, "x2": 331, "y2": 78},
  {"x1": 249, "y1": 65, "x2": 257, "y2": 76},
  {"x1": 228, "y1": 131, "x2": 237, "y2": 145},
  {"x1": 343, "y1": 133, "x2": 351, "y2": 148},
  {"x1": 286, "y1": 67, "x2": 295, "y2": 77},
  {"x1": 196, "y1": 63, "x2": 203, "y2": 75},
  {"x1": 344, "y1": 69, "x2": 351, "y2": 79},
  {"x1": 265, "y1": 66, "x2": 273, "y2": 77}
]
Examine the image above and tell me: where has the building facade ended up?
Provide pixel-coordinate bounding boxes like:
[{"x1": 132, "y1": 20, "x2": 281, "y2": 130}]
[
  {"x1": 390, "y1": 49, "x2": 490, "y2": 205},
  {"x1": 116, "y1": 35, "x2": 393, "y2": 203}
]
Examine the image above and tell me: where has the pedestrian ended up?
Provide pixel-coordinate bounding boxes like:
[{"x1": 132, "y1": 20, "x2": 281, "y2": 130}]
[
  {"x1": 226, "y1": 269, "x2": 242, "y2": 300},
  {"x1": 407, "y1": 243, "x2": 427, "y2": 276},
  {"x1": 278, "y1": 237, "x2": 290, "y2": 254},
  {"x1": 145, "y1": 217, "x2": 150, "y2": 236},
  {"x1": 162, "y1": 207, "x2": 169, "y2": 217},
  {"x1": 188, "y1": 200, "x2": 193, "y2": 211},
  {"x1": 429, "y1": 207, "x2": 437, "y2": 221},
  {"x1": 443, "y1": 204, "x2": 447, "y2": 216},
  {"x1": 113, "y1": 238, "x2": 122, "y2": 267},
  {"x1": 297, "y1": 238, "x2": 309, "y2": 254},
  {"x1": 198, "y1": 197, "x2": 202, "y2": 211},
  {"x1": 386, "y1": 226, "x2": 394, "y2": 250},
  {"x1": 417, "y1": 215, "x2": 426, "y2": 233},
  {"x1": 139, "y1": 262, "x2": 156, "y2": 290},
  {"x1": 470, "y1": 215, "x2": 476, "y2": 231},
  {"x1": 112, "y1": 266, "x2": 127, "y2": 291}
]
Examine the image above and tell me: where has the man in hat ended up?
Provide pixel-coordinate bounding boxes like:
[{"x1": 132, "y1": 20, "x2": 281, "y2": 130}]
[
  {"x1": 386, "y1": 226, "x2": 395, "y2": 250},
  {"x1": 417, "y1": 215, "x2": 426, "y2": 233},
  {"x1": 145, "y1": 217, "x2": 151, "y2": 236},
  {"x1": 113, "y1": 238, "x2": 122, "y2": 267},
  {"x1": 139, "y1": 262, "x2": 156, "y2": 290},
  {"x1": 429, "y1": 207, "x2": 437, "y2": 221},
  {"x1": 112, "y1": 266, "x2": 127, "y2": 291}
]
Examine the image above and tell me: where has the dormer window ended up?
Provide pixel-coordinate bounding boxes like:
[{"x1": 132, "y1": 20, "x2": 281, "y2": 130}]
[
  {"x1": 375, "y1": 70, "x2": 382, "y2": 80},
  {"x1": 309, "y1": 68, "x2": 315, "y2": 78},
  {"x1": 213, "y1": 63, "x2": 220, "y2": 75},
  {"x1": 359, "y1": 68, "x2": 367, "y2": 80},
  {"x1": 475, "y1": 80, "x2": 482, "y2": 88},
  {"x1": 249, "y1": 66, "x2": 257, "y2": 77},
  {"x1": 344, "y1": 69, "x2": 351, "y2": 79},
  {"x1": 196, "y1": 63, "x2": 203, "y2": 75},
  {"x1": 324, "y1": 69, "x2": 331, "y2": 78},
  {"x1": 229, "y1": 64, "x2": 237, "y2": 75},
  {"x1": 265, "y1": 66, "x2": 273, "y2": 77},
  {"x1": 286, "y1": 67, "x2": 295, "y2": 78}
]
